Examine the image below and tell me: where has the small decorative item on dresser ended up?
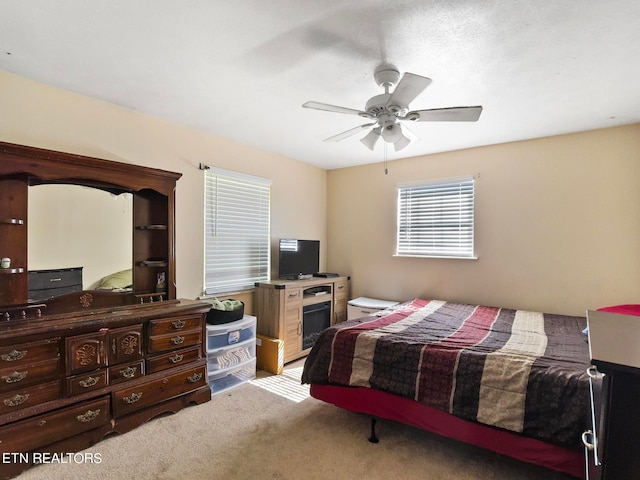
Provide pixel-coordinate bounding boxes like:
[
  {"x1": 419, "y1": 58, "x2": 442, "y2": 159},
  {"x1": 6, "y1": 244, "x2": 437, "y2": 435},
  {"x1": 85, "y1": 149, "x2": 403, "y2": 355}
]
[
  {"x1": 206, "y1": 298, "x2": 245, "y2": 325},
  {"x1": 0, "y1": 257, "x2": 10, "y2": 269}
]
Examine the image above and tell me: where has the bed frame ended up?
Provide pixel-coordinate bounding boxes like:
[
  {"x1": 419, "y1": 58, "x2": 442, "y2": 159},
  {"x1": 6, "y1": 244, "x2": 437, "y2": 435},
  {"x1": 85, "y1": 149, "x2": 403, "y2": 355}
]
[{"x1": 310, "y1": 384, "x2": 584, "y2": 478}]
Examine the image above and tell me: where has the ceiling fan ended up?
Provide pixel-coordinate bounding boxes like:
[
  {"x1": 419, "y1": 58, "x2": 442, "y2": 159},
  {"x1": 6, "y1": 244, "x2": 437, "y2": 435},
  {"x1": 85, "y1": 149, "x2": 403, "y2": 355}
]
[{"x1": 302, "y1": 64, "x2": 483, "y2": 152}]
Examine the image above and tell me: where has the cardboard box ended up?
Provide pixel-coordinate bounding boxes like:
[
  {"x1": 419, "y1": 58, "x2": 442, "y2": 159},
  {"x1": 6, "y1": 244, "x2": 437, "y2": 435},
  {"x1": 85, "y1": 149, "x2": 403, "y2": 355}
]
[{"x1": 256, "y1": 334, "x2": 284, "y2": 375}]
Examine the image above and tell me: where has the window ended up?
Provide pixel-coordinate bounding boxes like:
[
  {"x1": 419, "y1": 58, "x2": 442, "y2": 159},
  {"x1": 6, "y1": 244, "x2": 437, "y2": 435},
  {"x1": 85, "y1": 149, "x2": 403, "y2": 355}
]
[
  {"x1": 204, "y1": 167, "x2": 271, "y2": 294},
  {"x1": 396, "y1": 177, "x2": 475, "y2": 259}
]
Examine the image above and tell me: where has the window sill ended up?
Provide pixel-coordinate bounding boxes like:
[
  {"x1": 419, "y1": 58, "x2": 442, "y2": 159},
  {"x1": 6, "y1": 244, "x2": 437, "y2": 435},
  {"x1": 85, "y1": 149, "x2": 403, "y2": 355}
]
[
  {"x1": 199, "y1": 287, "x2": 256, "y2": 299},
  {"x1": 394, "y1": 254, "x2": 478, "y2": 260}
]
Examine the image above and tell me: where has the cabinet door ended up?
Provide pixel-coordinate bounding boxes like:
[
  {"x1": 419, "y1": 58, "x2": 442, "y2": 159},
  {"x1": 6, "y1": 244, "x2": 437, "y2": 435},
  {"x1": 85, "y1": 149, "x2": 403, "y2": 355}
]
[
  {"x1": 284, "y1": 303, "x2": 302, "y2": 360},
  {"x1": 333, "y1": 279, "x2": 349, "y2": 324},
  {"x1": 109, "y1": 325, "x2": 144, "y2": 365},
  {"x1": 66, "y1": 331, "x2": 108, "y2": 375}
]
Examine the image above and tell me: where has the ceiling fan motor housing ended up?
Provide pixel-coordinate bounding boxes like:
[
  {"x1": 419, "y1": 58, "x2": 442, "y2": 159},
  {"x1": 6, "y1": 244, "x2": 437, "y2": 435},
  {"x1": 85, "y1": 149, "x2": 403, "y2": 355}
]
[
  {"x1": 374, "y1": 64, "x2": 400, "y2": 88},
  {"x1": 365, "y1": 94, "x2": 409, "y2": 122}
]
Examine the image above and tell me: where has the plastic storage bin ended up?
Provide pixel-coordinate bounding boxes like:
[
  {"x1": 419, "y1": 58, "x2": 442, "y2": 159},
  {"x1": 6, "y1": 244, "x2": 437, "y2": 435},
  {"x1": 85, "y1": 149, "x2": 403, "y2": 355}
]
[
  {"x1": 206, "y1": 315, "x2": 257, "y2": 396},
  {"x1": 208, "y1": 358, "x2": 257, "y2": 396},
  {"x1": 207, "y1": 340, "x2": 256, "y2": 372},
  {"x1": 206, "y1": 315, "x2": 256, "y2": 351}
]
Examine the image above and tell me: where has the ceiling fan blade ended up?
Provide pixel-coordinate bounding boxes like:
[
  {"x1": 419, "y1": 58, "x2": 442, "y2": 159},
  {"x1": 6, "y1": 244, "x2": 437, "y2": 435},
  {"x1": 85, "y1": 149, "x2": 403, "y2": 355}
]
[
  {"x1": 323, "y1": 123, "x2": 376, "y2": 142},
  {"x1": 386, "y1": 73, "x2": 432, "y2": 108},
  {"x1": 303, "y1": 101, "x2": 370, "y2": 117},
  {"x1": 360, "y1": 126, "x2": 381, "y2": 151},
  {"x1": 405, "y1": 106, "x2": 483, "y2": 122}
]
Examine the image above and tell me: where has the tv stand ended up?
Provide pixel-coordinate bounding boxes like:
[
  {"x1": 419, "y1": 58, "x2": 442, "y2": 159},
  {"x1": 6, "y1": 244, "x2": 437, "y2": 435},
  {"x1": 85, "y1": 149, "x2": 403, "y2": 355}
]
[{"x1": 254, "y1": 276, "x2": 350, "y2": 364}]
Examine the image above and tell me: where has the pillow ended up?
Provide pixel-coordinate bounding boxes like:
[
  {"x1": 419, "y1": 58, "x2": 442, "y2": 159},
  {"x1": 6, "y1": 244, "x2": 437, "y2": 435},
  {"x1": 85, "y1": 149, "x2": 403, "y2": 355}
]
[{"x1": 96, "y1": 269, "x2": 133, "y2": 290}]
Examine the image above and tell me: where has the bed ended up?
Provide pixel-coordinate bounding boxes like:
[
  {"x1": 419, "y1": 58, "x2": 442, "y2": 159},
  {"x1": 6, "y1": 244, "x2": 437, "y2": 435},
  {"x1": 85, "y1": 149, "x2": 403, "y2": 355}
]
[{"x1": 301, "y1": 298, "x2": 591, "y2": 478}]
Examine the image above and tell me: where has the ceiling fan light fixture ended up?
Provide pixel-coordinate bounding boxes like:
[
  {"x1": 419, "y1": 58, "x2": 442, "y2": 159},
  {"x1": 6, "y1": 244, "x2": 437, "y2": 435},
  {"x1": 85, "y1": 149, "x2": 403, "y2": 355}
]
[
  {"x1": 360, "y1": 128, "x2": 381, "y2": 151},
  {"x1": 380, "y1": 123, "x2": 403, "y2": 143},
  {"x1": 393, "y1": 134, "x2": 411, "y2": 151}
]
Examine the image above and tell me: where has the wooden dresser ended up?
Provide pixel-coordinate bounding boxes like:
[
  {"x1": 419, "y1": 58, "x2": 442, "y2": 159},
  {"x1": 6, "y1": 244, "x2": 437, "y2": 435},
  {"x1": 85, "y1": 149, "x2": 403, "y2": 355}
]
[
  {"x1": 0, "y1": 141, "x2": 211, "y2": 479},
  {"x1": 0, "y1": 293, "x2": 211, "y2": 479}
]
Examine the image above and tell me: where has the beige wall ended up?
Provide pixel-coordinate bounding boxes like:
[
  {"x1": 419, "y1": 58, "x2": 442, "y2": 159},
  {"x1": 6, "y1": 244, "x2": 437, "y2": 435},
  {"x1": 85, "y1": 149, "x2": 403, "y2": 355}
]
[
  {"x1": 327, "y1": 125, "x2": 640, "y2": 316},
  {"x1": 0, "y1": 70, "x2": 327, "y2": 301},
  {"x1": 3, "y1": 69, "x2": 639, "y2": 317}
]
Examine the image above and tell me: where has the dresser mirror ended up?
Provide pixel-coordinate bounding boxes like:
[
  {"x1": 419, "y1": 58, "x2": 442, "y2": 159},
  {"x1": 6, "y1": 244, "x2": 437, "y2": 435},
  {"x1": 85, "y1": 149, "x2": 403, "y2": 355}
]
[{"x1": 28, "y1": 184, "x2": 133, "y2": 293}]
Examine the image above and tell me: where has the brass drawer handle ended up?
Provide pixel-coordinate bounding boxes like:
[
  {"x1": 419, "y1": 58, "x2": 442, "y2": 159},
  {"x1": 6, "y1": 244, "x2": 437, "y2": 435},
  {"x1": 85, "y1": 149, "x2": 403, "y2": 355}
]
[
  {"x1": 79, "y1": 376, "x2": 99, "y2": 388},
  {"x1": 288, "y1": 292, "x2": 299, "y2": 298},
  {"x1": 76, "y1": 409, "x2": 101, "y2": 423},
  {"x1": 122, "y1": 392, "x2": 143, "y2": 404},
  {"x1": 119, "y1": 366, "x2": 138, "y2": 379},
  {"x1": 169, "y1": 353, "x2": 184, "y2": 364},
  {"x1": 171, "y1": 320, "x2": 186, "y2": 329},
  {"x1": 1, "y1": 350, "x2": 27, "y2": 362},
  {"x1": 3, "y1": 393, "x2": 30, "y2": 407},
  {"x1": 187, "y1": 373, "x2": 203, "y2": 383},
  {"x1": 2, "y1": 371, "x2": 27, "y2": 384},
  {"x1": 171, "y1": 336, "x2": 185, "y2": 345}
]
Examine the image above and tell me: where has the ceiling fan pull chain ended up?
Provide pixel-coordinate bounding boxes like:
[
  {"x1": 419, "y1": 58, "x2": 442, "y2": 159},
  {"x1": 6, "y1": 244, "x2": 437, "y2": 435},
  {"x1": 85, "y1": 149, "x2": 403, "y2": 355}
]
[{"x1": 384, "y1": 143, "x2": 388, "y2": 175}]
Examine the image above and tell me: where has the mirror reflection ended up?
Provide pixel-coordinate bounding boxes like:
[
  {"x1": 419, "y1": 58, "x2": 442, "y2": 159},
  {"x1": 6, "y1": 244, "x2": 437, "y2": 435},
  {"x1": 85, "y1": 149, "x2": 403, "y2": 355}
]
[{"x1": 28, "y1": 184, "x2": 133, "y2": 299}]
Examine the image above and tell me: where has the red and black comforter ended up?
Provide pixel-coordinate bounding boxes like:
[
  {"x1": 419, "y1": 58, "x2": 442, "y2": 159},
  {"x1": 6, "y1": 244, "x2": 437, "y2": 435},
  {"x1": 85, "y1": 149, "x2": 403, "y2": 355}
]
[{"x1": 301, "y1": 298, "x2": 591, "y2": 449}]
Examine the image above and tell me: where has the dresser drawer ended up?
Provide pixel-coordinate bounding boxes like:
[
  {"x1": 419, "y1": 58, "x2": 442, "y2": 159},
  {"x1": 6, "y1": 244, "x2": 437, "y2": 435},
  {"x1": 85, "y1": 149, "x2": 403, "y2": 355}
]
[
  {"x1": 0, "y1": 396, "x2": 109, "y2": 454},
  {"x1": 66, "y1": 369, "x2": 109, "y2": 396},
  {"x1": 109, "y1": 360, "x2": 145, "y2": 385},
  {"x1": 147, "y1": 329, "x2": 202, "y2": 354},
  {"x1": 146, "y1": 346, "x2": 201, "y2": 374},
  {"x1": 148, "y1": 315, "x2": 203, "y2": 336},
  {"x1": 0, "y1": 357, "x2": 61, "y2": 393},
  {"x1": 0, "y1": 380, "x2": 62, "y2": 416},
  {"x1": 112, "y1": 363, "x2": 207, "y2": 418},
  {"x1": 0, "y1": 338, "x2": 60, "y2": 368}
]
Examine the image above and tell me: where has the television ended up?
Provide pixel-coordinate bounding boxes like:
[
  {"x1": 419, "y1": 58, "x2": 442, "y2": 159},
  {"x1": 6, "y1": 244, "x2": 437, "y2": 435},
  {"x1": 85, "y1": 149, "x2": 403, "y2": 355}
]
[{"x1": 278, "y1": 239, "x2": 320, "y2": 280}]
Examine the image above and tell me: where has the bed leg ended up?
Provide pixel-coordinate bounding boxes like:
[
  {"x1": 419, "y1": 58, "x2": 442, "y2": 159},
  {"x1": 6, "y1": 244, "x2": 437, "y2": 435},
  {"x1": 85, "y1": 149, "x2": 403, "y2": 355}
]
[{"x1": 368, "y1": 418, "x2": 379, "y2": 443}]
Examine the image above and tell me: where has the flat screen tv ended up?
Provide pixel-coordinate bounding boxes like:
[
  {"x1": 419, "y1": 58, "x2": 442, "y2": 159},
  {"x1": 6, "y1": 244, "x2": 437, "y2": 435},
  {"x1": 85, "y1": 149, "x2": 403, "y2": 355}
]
[{"x1": 278, "y1": 239, "x2": 320, "y2": 279}]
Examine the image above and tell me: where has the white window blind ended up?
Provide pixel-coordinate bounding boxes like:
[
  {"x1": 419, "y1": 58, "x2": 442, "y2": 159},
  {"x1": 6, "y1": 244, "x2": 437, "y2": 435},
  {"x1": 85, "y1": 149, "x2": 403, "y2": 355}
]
[
  {"x1": 397, "y1": 177, "x2": 475, "y2": 259},
  {"x1": 204, "y1": 168, "x2": 271, "y2": 294}
]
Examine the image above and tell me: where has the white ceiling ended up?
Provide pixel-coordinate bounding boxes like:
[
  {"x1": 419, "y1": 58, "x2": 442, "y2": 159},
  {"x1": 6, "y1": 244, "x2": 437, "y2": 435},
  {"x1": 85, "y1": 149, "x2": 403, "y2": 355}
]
[{"x1": 1, "y1": 1, "x2": 639, "y2": 170}]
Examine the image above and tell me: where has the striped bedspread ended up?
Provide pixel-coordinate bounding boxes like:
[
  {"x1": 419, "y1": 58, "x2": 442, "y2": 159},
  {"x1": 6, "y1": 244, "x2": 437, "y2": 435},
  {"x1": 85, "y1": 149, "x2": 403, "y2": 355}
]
[{"x1": 301, "y1": 298, "x2": 591, "y2": 448}]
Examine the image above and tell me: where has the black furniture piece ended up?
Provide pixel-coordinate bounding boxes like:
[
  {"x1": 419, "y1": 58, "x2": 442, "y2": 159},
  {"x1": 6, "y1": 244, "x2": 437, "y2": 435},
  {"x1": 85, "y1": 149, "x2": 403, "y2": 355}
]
[
  {"x1": 28, "y1": 267, "x2": 83, "y2": 302},
  {"x1": 584, "y1": 309, "x2": 640, "y2": 480}
]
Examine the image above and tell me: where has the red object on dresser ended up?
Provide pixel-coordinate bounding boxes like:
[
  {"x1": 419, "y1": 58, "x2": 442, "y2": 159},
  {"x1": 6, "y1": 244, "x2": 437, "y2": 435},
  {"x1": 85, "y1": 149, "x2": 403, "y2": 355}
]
[{"x1": 597, "y1": 304, "x2": 640, "y2": 316}]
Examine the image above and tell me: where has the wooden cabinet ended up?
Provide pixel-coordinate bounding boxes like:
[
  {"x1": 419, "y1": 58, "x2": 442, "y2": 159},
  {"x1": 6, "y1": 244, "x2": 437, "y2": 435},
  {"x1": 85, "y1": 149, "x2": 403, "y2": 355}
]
[
  {"x1": 0, "y1": 298, "x2": 211, "y2": 479},
  {"x1": 584, "y1": 310, "x2": 640, "y2": 479},
  {"x1": 254, "y1": 276, "x2": 350, "y2": 363}
]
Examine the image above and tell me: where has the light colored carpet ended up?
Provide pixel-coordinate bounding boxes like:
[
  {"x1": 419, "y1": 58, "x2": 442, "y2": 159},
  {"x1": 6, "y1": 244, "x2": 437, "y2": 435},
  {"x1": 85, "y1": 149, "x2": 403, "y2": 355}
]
[{"x1": 15, "y1": 362, "x2": 573, "y2": 480}]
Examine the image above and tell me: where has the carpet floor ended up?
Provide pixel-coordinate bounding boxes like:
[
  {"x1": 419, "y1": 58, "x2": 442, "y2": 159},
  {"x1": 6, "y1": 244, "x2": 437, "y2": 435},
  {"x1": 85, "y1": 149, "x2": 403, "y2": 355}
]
[{"x1": 14, "y1": 362, "x2": 574, "y2": 480}]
